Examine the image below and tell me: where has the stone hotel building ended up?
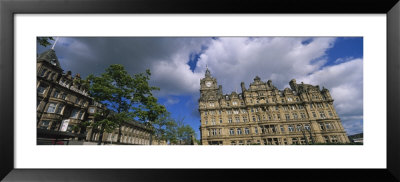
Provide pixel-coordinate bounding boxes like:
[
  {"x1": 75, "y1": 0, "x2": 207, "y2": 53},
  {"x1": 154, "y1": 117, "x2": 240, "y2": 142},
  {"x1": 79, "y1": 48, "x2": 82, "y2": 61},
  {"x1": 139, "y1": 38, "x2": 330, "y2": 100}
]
[
  {"x1": 199, "y1": 68, "x2": 350, "y2": 145},
  {"x1": 36, "y1": 49, "x2": 154, "y2": 145}
]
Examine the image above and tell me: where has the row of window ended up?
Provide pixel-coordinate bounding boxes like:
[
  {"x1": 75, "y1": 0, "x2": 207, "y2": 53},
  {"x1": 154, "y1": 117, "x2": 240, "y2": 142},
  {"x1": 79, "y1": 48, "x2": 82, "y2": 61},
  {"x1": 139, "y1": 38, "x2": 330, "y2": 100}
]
[
  {"x1": 204, "y1": 110, "x2": 334, "y2": 125},
  {"x1": 104, "y1": 133, "x2": 150, "y2": 144},
  {"x1": 39, "y1": 68, "x2": 58, "y2": 81},
  {"x1": 206, "y1": 122, "x2": 339, "y2": 137},
  {"x1": 38, "y1": 120, "x2": 74, "y2": 132},
  {"x1": 37, "y1": 84, "x2": 89, "y2": 107},
  {"x1": 41, "y1": 101, "x2": 86, "y2": 120},
  {"x1": 206, "y1": 94, "x2": 329, "y2": 108},
  {"x1": 202, "y1": 103, "x2": 331, "y2": 116},
  {"x1": 212, "y1": 135, "x2": 343, "y2": 145}
]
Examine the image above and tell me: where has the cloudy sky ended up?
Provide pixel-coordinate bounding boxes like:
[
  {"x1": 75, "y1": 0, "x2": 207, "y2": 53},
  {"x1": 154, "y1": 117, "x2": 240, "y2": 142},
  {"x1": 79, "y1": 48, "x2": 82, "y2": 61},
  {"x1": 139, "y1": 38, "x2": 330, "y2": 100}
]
[{"x1": 37, "y1": 37, "x2": 363, "y2": 137}]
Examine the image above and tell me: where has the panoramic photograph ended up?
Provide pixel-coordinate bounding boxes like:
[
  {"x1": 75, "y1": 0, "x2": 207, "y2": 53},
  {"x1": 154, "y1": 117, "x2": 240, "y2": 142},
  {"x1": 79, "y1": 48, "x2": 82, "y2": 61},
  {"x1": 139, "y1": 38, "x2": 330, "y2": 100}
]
[{"x1": 36, "y1": 37, "x2": 363, "y2": 145}]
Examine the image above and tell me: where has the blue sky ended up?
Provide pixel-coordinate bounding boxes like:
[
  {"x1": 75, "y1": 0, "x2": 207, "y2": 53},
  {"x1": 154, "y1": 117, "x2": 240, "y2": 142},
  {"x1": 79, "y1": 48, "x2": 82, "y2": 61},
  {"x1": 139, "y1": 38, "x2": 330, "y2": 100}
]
[{"x1": 38, "y1": 37, "x2": 363, "y2": 138}]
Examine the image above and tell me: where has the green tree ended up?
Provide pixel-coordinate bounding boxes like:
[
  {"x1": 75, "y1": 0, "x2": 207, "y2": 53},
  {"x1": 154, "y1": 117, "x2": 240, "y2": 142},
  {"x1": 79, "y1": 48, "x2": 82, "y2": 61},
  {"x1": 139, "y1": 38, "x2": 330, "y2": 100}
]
[
  {"x1": 86, "y1": 64, "x2": 165, "y2": 144},
  {"x1": 37, "y1": 37, "x2": 54, "y2": 47},
  {"x1": 175, "y1": 118, "x2": 196, "y2": 145}
]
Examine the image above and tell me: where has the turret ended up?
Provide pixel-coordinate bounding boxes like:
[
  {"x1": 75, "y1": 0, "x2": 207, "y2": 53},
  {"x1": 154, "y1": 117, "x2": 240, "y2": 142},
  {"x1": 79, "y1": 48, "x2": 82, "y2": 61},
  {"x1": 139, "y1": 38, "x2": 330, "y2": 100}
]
[{"x1": 289, "y1": 79, "x2": 298, "y2": 91}]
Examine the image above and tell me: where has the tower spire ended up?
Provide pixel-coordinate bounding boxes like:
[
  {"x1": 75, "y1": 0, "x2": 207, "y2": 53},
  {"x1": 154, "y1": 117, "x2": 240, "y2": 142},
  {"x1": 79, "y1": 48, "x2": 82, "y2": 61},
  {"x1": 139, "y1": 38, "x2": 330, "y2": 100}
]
[{"x1": 205, "y1": 65, "x2": 211, "y2": 77}]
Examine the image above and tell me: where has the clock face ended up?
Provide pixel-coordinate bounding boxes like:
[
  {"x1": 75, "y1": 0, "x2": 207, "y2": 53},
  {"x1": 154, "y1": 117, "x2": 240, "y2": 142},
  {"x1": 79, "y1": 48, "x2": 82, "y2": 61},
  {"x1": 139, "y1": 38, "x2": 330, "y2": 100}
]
[{"x1": 206, "y1": 81, "x2": 212, "y2": 87}]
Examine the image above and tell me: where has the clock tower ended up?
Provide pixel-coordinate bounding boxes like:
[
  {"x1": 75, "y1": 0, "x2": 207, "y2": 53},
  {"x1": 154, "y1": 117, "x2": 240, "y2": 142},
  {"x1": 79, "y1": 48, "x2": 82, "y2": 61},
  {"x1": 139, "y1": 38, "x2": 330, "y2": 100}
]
[{"x1": 199, "y1": 67, "x2": 222, "y2": 102}]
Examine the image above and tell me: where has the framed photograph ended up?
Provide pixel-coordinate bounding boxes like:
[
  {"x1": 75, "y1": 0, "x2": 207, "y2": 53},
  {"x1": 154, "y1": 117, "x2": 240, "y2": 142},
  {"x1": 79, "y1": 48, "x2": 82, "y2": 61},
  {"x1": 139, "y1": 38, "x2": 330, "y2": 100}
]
[{"x1": 1, "y1": 0, "x2": 399, "y2": 181}]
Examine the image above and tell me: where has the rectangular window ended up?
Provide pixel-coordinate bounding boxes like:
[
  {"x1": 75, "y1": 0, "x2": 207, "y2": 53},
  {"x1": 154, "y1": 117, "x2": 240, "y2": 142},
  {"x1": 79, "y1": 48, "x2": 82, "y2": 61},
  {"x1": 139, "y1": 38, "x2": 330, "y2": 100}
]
[
  {"x1": 235, "y1": 117, "x2": 240, "y2": 123},
  {"x1": 242, "y1": 116, "x2": 247, "y2": 122},
  {"x1": 288, "y1": 125, "x2": 294, "y2": 132},
  {"x1": 228, "y1": 118, "x2": 232, "y2": 123},
  {"x1": 47, "y1": 103, "x2": 57, "y2": 113},
  {"x1": 78, "y1": 111, "x2": 84, "y2": 120},
  {"x1": 324, "y1": 136, "x2": 330, "y2": 143},
  {"x1": 237, "y1": 128, "x2": 242, "y2": 135},
  {"x1": 55, "y1": 104, "x2": 64, "y2": 114},
  {"x1": 285, "y1": 114, "x2": 290, "y2": 120},
  {"x1": 325, "y1": 123, "x2": 332, "y2": 130},
  {"x1": 219, "y1": 118, "x2": 222, "y2": 123},
  {"x1": 328, "y1": 111, "x2": 333, "y2": 117},
  {"x1": 254, "y1": 127, "x2": 258, "y2": 134},
  {"x1": 211, "y1": 118, "x2": 216, "y2": 125},
  {"x1": 212, "y1": 129, "x2": 217, "y2": 136},
  {"x1": 252, "y1": 116, "x2": 256, "y2": 122},
  {"x1": 89, "y1": 107, "x2": 95, "y2": 113},
  {"x1": 312, "y1": 112, "x2": 317, "y2": 118},
  {"x1": 70, "y1": 109, "x2": 79, "y2": 119},
  {"x1": 304, "y1": 124, "x2": 311, "y2": 131},
  {"x1": 300, "y1": 113, "x2": 306, "y2": 118},
  {"x1": 233, "y1": 110, "x2": 239, "y2": 114},
  {"x1": 331, "y1": 136, "x2": 338, "y2": 143},
  {"x1": 298, "y1": 105, "x2": 304, "y2": 109},
  {"x1": 37, "y1": 85, "x2": 47, "y2": 94},
  {"x1": 275, "y1": 106, "x2": 279, "y2": 111},
  {"x1": 296, "y1": 124, "x2": 302, "y2": 131},
  {"x1": 39, "y1": 120, "x2": 50, "y2": 129},
  {"x1": 218, "y1": 110, "x2": 222, "y2": 115},
  {"x1": 227, "y1": 110, "x2": 232, "y2": 114},
  {"x1": 229, "y1": 129, "x2": 235, "y2": 135},
  {"x1": 245, "y1": 128, "x2": 250, "y2": 135},
  {"x1": 319, "y1": 111, "x2": 326, "y2": 119},
  {"x1": 52, "y1": 90, "x2": 59, "y2": 98},
  {"x1": 280, "y1": 125, "x2": 285, "y2": 132},
  {"x1": 293, "y1": 113, "x2": 298, "y2": 119}
]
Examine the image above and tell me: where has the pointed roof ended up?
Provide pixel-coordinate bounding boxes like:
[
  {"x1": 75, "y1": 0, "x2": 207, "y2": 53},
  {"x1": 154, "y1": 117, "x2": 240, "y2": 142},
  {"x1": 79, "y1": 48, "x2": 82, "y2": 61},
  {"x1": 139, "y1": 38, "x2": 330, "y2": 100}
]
[
  {"x1": 205, "y1": 66, "x2": 211, "y2": 77},
  {"x1": 37, "y1": 49, "x2": 62, "y2": 69}
]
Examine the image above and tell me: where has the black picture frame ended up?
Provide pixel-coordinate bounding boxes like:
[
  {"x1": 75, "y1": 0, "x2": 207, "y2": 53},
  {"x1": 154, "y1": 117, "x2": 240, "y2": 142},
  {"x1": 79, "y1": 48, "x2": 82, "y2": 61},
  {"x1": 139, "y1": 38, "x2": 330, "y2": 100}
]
[{"x1": 1, "y1": 0, "x2": 399, "y2": 181}]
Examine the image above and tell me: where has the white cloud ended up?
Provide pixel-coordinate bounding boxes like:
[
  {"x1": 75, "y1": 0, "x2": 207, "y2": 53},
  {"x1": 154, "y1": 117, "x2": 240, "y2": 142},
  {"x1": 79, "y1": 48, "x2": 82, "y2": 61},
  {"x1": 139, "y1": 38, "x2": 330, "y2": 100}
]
[
  {"x1": 297, "y1": 58, "x2": 363, "y2": 134},
  {"x1": 164, "y1": 97, "x2": 180, "y2": 106}
]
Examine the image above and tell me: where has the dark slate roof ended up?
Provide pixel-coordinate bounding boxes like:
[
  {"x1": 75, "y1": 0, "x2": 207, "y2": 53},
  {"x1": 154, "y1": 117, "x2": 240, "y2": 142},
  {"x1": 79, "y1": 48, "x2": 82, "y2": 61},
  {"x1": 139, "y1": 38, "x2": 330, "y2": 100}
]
[{"x1": 37, "y1": 49, "x2": 62, "y2": 69}]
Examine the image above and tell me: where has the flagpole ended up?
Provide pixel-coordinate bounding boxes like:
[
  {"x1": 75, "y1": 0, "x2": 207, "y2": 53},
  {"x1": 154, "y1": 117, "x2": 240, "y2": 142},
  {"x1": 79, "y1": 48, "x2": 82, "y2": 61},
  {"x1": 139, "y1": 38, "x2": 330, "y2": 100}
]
[{"x1": 51, "y1": 37, "x2": 59, "y2": 50}]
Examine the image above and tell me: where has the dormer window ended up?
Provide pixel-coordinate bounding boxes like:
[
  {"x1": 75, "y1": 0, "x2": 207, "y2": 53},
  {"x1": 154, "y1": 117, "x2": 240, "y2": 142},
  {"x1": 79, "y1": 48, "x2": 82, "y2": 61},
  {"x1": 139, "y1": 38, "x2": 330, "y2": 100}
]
[
  {"x1": 209, "y1": 102, "x2": 214, "y2": 107},
  {"x1": 50, "y1": 59, "x2": 57, "y2": 66}
]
